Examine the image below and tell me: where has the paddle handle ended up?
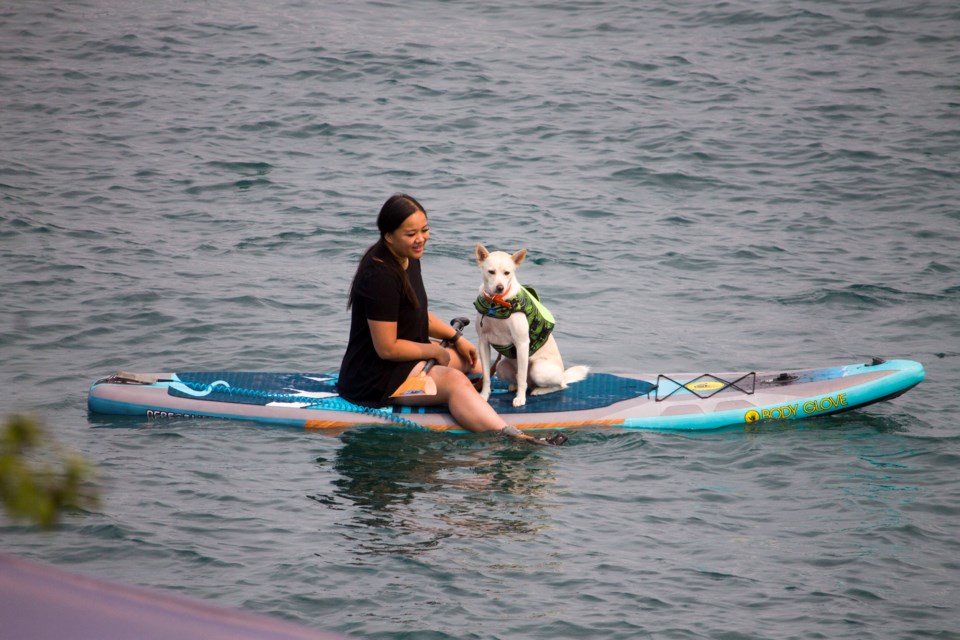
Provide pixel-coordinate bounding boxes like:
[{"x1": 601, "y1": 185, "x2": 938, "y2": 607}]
[{"x1": 422, "y1": 317, "x2": 470, "y2": 374}]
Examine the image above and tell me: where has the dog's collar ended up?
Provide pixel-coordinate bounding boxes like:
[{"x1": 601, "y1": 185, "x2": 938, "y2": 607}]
[
  {"x1": 481, "y1": 290, "x2": 515, "y2": 309},
  {"x1": 474, "y1": 285, "x2": 555, "y2": 323},
  {"x1": 475, "y1": 288, "x2": 523, "y2": 317}
]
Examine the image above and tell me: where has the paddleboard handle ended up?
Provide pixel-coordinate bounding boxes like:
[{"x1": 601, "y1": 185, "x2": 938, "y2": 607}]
[{"x1": 423, "y1": 317, "x2": 471, "y2": 375}]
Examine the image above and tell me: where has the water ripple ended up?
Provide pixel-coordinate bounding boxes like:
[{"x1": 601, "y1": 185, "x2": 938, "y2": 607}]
[{"x1": 2, "y1": 0, "x2": 959, "y2": 638}]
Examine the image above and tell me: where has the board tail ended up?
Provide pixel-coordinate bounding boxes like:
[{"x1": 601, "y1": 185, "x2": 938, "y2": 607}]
[{"x1": 564, "y1": 365, "x2": 590, "y2": 385}]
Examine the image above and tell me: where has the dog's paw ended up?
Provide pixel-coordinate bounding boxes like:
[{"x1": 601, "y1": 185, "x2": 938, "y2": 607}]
[
  {"x1": 480, "y1": 389, "x2": 491, "y2": 402},
  {"x1": 512, "y1": 395, "x2": 526, "y2": 408}
]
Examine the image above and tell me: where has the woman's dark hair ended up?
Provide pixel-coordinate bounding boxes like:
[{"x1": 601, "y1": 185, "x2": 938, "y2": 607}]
[{"x1": 348, "y1": 194, "x2": 426, "y2": 310}]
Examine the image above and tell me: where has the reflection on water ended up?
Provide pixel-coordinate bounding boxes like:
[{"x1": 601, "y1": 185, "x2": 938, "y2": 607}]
[{"x1": 309, "y1": 428, "x2": 558, "y2": 556}]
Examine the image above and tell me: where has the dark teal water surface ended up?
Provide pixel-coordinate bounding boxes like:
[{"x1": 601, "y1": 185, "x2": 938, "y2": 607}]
[{"x1": 2, "y1": 1, "x2": 959, "y2": 638}]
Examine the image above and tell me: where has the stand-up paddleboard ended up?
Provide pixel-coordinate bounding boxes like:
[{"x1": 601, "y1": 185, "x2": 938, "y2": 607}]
[{"x1": 87, "y1": 358, "x2": 923, "y2": 433}]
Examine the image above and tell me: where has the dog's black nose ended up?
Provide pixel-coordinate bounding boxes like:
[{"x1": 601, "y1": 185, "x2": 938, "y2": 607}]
[{"x1": 496, "y1": 284, "x2": 504, "y2": 293}]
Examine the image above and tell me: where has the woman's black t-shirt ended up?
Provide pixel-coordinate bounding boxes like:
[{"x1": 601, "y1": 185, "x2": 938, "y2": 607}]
[{"x1": 338, "y1": 257, "x2": 429, "y2": 406}]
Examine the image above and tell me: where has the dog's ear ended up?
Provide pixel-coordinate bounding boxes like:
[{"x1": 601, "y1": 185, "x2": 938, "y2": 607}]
[
  {"x1": 475, "y1": 242, "x2": 490, "y2": 264},
  {"x1": 511, "y1": 249, "x2": 527, "y2": 266}
]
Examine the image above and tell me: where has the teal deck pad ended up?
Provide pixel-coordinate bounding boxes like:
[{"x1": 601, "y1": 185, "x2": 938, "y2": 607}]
[{"x1": 169, "y1": 371, "x2": 658, "y2": 413}]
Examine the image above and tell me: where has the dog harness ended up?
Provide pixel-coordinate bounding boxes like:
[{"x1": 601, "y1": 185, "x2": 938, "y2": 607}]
[{"x1": 474, "y1": 285, "x2": 556, "y2": 359}]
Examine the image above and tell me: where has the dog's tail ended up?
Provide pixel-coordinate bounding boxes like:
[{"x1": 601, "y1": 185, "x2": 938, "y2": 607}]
[{"x1": 563, "y1": 365, "x2": 590, "y2": 385}]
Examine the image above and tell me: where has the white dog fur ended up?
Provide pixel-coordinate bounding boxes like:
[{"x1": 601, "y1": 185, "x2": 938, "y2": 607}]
[{"x1": 474, "y1": 243, "x2": 589, "y2": 407}]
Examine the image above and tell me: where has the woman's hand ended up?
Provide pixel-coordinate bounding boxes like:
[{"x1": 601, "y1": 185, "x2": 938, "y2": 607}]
[
  {"x1": 433, "y1": 341, "x2": 452, "y2": 367},
  {"x1": 454, "y1": 336, "x2": 478, "y2": 369}
]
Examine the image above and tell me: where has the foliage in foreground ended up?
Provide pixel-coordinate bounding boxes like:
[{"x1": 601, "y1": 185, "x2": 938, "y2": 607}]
[{"x1": 0, "y1": 414, "x2": 98, "y2": 529}]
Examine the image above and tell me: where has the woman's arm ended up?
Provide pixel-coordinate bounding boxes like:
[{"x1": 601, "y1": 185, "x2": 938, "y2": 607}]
[
  {"x1": 427, "y1": 312, "x2": 478, "y2": 370},
  {"x1": 368, "y1": 319, "x2": 449, "y2": 365},
  {"x1": 427, "y1": 312, "x2": 462, "y2": 342}
]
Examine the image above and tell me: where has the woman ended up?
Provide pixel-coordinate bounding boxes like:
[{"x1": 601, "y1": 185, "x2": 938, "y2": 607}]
[{"x1": 338, "y1": 194, "x2": 561, "y2": 445}]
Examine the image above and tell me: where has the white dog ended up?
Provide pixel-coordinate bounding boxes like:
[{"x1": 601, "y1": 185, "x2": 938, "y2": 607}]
[{"x1": 473, "y1": 243, "x2": 589, "y2": 407}]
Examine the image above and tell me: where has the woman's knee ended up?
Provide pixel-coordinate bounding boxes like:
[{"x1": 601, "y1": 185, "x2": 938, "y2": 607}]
[
  {"x1": 436, "y1": 367, "x2": 475, "y2": 394},
  {"x1": 445, "y1": 348, "x2": 478, "y2": 374},
  {"x1": 496, "y1": 358, "x2": 517, "y2": 381}
]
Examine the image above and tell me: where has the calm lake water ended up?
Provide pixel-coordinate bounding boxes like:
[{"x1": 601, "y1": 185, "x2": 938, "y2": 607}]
[{"x1": 2, "y1": 1, "x2": 959, "y2": 638}]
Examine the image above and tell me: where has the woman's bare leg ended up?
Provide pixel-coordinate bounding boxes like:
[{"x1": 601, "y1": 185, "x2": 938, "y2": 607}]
[
  {"x1": 393, "y1": 366, "x2": 549, "y2": 443},
  {"x1": 395, "y1": 366, "x2": 500, "y2": 431}
]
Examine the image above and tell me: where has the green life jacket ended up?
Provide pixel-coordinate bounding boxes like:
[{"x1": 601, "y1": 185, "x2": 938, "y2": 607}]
[{"x1": 473, "y1": 285, "x2": 556, "y2": 359}]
